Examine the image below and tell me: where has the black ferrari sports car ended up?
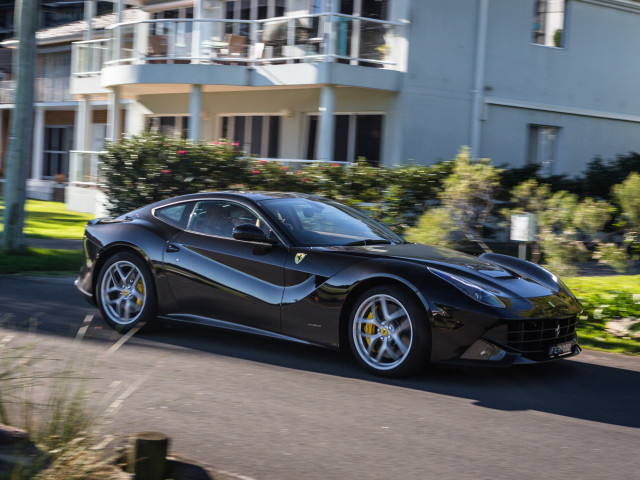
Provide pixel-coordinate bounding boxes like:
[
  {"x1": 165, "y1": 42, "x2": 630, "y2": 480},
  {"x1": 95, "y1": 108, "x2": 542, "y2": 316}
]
[{"x1": 76, "y1": 191, "x2": 581, "y2": 376}]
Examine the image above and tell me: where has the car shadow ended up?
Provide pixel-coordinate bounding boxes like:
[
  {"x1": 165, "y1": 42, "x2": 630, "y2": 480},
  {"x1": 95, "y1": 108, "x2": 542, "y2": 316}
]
[{"x1": 135, "y1": 320, "x2": 640, "y2": 430}]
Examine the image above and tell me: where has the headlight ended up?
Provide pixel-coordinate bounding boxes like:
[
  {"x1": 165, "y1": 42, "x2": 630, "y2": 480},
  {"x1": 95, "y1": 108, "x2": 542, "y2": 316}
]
[{"x1": 428, "y1": 267, "x2": 507, "y2": 308}]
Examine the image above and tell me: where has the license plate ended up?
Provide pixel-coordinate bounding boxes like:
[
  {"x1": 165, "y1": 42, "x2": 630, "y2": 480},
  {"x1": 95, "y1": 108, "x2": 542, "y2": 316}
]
[{"x1": 549, "y1": 342, "x2": 573, "y2": 356}]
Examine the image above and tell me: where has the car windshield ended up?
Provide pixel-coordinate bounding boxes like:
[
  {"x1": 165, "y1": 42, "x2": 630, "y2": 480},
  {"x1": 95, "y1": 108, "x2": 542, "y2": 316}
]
[{"x1": 259, "y1": 197, "x2": 405, "y2": 247}]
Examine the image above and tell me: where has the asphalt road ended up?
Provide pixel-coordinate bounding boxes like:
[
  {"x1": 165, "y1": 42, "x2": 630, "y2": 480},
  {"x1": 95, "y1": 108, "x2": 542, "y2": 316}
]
[{"x1": 1, "y1": 275, "x2": 639, "y2": 480}]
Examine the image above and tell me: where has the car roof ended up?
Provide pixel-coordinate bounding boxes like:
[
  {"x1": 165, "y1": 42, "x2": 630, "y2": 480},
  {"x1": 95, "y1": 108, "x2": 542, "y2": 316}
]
[
  {"x1": 141, "y1": 191, "x2": 325, "y2": 212},
  {"x1": 160, "y1": 191, "x2": 319, "y2": 203}
]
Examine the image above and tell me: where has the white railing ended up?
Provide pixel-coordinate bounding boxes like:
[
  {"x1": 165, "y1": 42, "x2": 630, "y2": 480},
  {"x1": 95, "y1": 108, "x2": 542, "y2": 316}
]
[
  {"x1": 69, "y1": 150, "x2": 104, "y2": 186},
  {"x1": 0, "y1": 78, "x2": 74, "y2": 104},
  {"x1": 72, "y1": 13, "x2": 402, "y2": 76},
  {"x1": 0, "y1": 80, "x2": 14, "y2": 103},
  {"x1": 35, "y1": 77, "x2": 73, "y2": 102},
  {"x1": 71, "y1": 38, "x2": 110, "y2": 76}
]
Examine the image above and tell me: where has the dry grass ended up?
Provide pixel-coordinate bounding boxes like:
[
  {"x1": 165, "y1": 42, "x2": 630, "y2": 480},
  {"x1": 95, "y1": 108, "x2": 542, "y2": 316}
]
[{"x1": 0, "y1": 316, "x2": 136, "y2": 480}]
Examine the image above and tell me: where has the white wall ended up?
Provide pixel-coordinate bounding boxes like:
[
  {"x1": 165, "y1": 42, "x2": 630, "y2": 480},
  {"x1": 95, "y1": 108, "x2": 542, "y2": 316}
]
[
  {"x1": 397, "y1": 0, "x2": 478, "y2": 164},
  {"x1": 398, "y1": 0, "x2": 640, "y2": 173}
]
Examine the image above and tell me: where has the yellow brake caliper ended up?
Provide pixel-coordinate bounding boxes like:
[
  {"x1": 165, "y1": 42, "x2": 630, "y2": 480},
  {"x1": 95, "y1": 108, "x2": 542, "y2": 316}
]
[
  {"x1": 136, "y1": 281, "x2": 145, "y2": 306},
  {"x1": 363, "y1": 311, "x2": 377, "y2": 348}
]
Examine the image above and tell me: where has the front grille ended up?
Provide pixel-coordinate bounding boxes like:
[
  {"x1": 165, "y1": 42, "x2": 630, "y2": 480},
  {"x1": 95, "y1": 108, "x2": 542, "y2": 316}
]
[{"x1": 487, "y1": 316, "x2": 577, "y2": 354}]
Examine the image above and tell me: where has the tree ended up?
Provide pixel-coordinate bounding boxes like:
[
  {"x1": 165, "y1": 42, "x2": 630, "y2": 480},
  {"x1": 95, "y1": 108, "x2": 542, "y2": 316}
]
[
  {"x1": 437, "y1": 147, "x2": 502, "y2": 253},
  {"x1": 1, "y1": 0, "x2": 38, "y2": 252}
]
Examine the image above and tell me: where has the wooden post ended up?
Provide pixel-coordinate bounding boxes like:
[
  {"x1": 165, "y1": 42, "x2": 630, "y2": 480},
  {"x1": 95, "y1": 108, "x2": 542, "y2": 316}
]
[{"x1": 127, "y1": 431, "x2": 169, "y2": 480}]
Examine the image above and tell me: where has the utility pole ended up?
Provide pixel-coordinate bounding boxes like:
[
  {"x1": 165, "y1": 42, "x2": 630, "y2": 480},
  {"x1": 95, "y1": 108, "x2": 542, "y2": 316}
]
[{"x1": 1, "y1": 0, "x2": 38, "y2": 252}]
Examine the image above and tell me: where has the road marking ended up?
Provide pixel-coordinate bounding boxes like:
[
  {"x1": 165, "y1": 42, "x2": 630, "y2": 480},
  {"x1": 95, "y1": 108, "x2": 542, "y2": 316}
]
[
  {"x1": 100, "y1": 323, "x2": 144, "y2": 359},
  {"x1": 75, "y1": 314, "x2": 93, "y2": 342}
]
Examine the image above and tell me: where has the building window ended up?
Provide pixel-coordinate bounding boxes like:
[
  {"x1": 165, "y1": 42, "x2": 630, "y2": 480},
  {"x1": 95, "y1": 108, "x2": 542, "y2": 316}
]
[
  {"x1": 225, "y1": 0, "x2": 285, "y2": 35},
  {"x1": 528, "y1": 125, "x2": 559, "y2": 176},
  {"x1": 533, "y1": 0, "x2": 566, "y2": 47},
  {"x1": 43, "y1": 126, "x2": 72, "y2": 178},
  {"x1": 146, "y1": 116, "x2": 189, "y2": 138},
  {"x1": 219, "y1": 115, "x2": 281, "y2": 158},
  {"x1": 340, "y1": 0, "x2": 388, "y2": 20},
  {"x1": 306, "y1": 114, "x2": 383, "y2": 165}
]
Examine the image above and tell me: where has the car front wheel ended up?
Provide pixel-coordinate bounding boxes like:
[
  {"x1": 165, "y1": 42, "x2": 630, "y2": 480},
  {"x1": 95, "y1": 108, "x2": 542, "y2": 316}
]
[
  {"x1": 96, "y1": 252, "x2": 156, "y2": 333},
  {"x1": 349, "y1": 286, "x2": 430, "y2": 377}
]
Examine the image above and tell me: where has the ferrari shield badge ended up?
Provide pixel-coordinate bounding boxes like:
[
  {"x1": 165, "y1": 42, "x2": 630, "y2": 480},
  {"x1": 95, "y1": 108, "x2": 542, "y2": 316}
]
[{"x1": 295, "y1": 253, "x2": 307, "y2": 265}]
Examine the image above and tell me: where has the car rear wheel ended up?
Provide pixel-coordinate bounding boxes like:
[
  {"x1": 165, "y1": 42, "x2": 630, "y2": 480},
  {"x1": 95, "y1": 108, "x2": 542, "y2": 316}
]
[
  {"x1": 349, "y1": 286, "x2": 430, "y2": 377},
  {"x1": 97, "y1": 252, "x2": 156, "y2": 333}
]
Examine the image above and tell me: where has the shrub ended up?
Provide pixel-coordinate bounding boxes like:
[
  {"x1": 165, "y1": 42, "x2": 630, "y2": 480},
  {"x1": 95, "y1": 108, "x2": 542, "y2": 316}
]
[
  {"x1": 379, "y1": 161, "x2": 453, "y2": 233},
  {"x1": 101, "y1": 135, "x2": 249, "y2": 216},
  {"x1": 101, "y1": 135, "x2": 452, "y2": 231},
  {"x1": 583, "y1": 153, "x2": 640, "y2": 199}
]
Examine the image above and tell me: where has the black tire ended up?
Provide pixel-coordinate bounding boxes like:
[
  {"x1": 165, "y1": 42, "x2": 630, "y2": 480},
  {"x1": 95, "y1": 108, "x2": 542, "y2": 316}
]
[
  {"x1": 348, "y1": 285, "x2": 430, "y2": 377},
  {"x1": 96, "y1": 251, "x2": 157, "y2": 333}
]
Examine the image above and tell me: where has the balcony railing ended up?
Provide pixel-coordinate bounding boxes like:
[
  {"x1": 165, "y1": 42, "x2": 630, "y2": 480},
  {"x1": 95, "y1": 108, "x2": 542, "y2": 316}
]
[
  {"x1": 0, "y1": 77, "x2": 74, "y2": 104},
  {"x1": 71, "y1": 38, "x2": 110, "y2": 76},
  {"x1": 72, "y1": 13, "x2": 403, "y2": 76},
  {"x1": 69, "y1": 150, "x2": 104, "y2": 186}
]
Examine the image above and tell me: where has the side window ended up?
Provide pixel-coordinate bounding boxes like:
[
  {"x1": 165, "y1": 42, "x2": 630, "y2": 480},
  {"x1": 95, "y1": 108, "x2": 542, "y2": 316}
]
[
  {"x1": 154, "y1": 202, "x2": 193, "y2": 228},
  {"x1": 188, "y1": 200, "x2": 269, "y2": 238}
]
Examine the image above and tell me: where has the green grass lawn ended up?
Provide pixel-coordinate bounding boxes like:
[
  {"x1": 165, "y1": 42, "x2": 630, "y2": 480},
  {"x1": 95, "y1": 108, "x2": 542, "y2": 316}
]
[
  {"x1": 566, "y1": 275, "x2": 640, "y2": 355},
  {"x1": 0, "y1": 200, "x2": 92, "y2": 274},
  {"x1": 0, "y1": 247, "x2": 84, "y2": 275},
  {"x1": 0, "y1": 199, "x2": 94, "y2": 240}
]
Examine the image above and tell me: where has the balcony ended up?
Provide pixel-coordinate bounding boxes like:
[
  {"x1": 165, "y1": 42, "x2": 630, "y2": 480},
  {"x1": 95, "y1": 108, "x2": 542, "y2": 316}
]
[
  {"x1": 0, "y1": 77, "x2": 74, "y2": 104},
  {"x1": 71, "y1": 13, "x2": 405, "y2": 90}
]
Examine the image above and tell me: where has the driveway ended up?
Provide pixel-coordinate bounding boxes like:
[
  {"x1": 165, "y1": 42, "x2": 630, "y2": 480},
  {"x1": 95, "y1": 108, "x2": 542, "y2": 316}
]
[{"x1": 1, "y1": 275, "x2": 639, "y2": 479}]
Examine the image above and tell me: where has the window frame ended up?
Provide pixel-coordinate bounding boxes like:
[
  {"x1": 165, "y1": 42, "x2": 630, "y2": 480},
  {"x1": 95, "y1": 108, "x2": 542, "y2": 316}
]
[
  {"x1": 186, "y1": 199, "x2": 275, "y2": 241},
  {"x1": 153, "y1": 201, "x2": 196, "y2": 230},
  {"x1": 532, "y1": 0, "x2": 567, "y2": 48},
  {"x1": 42, "y1": 125, "x2": 73, "y2": 179},
  {"x1": 527, "y1": 124, "x2": 561, "y2": 176},
  {"x1": 218, "y1": 114, "x2": 282, "y2": 158},
  {"x1": 304, "y1": 112, "x2": 384, "y2": 165}
]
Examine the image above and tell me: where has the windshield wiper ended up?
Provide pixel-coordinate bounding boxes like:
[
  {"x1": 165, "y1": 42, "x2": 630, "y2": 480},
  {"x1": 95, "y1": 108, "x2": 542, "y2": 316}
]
[{"x1": 344, "y1": 239, "x2": 395, "y2": 246}]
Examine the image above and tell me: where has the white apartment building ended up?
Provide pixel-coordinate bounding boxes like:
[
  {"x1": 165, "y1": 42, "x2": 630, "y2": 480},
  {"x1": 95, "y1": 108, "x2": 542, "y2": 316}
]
[{"x1": 2, "y1": 1, "x2": 640, "y2": 214}]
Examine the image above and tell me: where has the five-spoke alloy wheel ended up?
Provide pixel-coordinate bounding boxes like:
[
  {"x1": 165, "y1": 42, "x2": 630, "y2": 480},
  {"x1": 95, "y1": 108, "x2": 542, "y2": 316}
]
[
  {"x1": 97, "y1": 252, "x2": 156, "y2": 332},
  {"x1": 349, "y1": 286, "x2": 430, "y2": 376}
]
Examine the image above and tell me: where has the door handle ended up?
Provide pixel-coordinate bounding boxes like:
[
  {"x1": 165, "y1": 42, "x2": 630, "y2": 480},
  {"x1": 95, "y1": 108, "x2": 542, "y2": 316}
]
[{"x1": 166, "y1": 243, "x2": 180, "y2": 253}]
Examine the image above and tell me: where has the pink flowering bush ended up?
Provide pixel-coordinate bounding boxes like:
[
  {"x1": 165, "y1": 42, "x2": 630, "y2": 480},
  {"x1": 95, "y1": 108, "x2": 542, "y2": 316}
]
[
  {"x1": 101, "y1": 134, "x2": 250, "y2": 215},
  {"x1": 101, "y1": 135, "x2": 451, "y2": 232}
]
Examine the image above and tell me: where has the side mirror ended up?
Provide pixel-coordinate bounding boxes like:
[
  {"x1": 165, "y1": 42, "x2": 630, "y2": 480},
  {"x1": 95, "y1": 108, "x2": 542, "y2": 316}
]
[{"x1": 232, "y1": 224, "x2": 276, "y2": 244}]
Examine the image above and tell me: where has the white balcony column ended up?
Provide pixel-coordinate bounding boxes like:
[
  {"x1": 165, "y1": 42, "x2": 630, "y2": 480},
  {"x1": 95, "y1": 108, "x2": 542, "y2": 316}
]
[
  {"x1": 107, "y1": 86, "x2": 121, "y2": 141},
  {"x1": 125, "y1": 101, "x2": 145, "y2": 137},
  {"x1": 191, "y1": 1, "x2": 204, "y2": 63},
  {"x1": 113, "y1": 0, "x2": 124, "y2": 63},
  {"x1": 189, "y1": 84, "x2": 203, "y2": 141},
  {"x1": 75, "y1": 95, "x2": 93, "y2": 151},
  {"x1": 31, "y1": 106, "x2": 45, "y2": 180},
  {"x1": 316, "y1": 85, "x2": 336, "y2": 162},
  {"x1": 84, "y1": 1, "x2": 96, "y2": 41}
]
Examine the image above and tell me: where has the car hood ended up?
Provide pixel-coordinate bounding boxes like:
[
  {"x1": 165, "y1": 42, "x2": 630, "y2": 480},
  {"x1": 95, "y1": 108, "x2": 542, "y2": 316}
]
[
  {"x1": 326, "y1": 243, "x2": 503, "y2": 272},
  {"x1": 325, "y1": 243, "x2": 561, "y2": 299}
]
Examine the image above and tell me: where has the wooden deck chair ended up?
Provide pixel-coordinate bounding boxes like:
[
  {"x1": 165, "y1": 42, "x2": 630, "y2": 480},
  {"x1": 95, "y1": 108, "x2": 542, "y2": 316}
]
[{"x1": 148, "y1": 35, "x2": 168, "y2": 63}]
